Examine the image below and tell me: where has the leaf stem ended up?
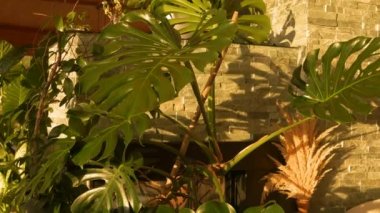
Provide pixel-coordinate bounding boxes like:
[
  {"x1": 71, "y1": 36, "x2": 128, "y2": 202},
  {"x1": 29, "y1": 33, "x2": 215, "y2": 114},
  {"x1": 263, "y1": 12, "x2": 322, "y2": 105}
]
[
  {"x1": 221, "y1": 116, "x2": 314, "y2": 173},
  {"x1": 159, "y1": 109, "x2": 217, "y2": 162},
  {"x1": 32, "y1": 34, "x2": 63, "y2": 141},
  {"x1": 30, "y1": 33, "x2": 64, "y2": 175},
  {"x1": 170, "y1": 11, "x2": 239, "y2": 177},
  {"x1": 187, "y1": 62, "x2": 214, "y2": 142}
]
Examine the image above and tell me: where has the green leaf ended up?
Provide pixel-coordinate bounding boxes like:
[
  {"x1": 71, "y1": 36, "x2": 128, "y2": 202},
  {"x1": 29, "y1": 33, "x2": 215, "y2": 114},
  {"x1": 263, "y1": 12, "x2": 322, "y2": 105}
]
[
  {"x1": 63, "y1": 78, "x2": 74, "y2": 96},
  {"x1": 67, "y1": 116, "x2": 86, "y2": 136},
  {"x1": 55, "y1": 16, "x2": 65, "y2": 32},
  {"x1": 132, "y1": 113, "x2": 151, "y2": 136},
  {"x1": 80, "y1": 10, "x2": 235, "y2": 119},
  {"x1": 66, "y1": 11, "x2": 76, "y2": 22},
  {"x1": 0, "y1": 40, "x2": 25, "y2": 76},
  {"x1": 72, "y1": 124, "x2": 119, "y2": 165},
  {"x1": 71, "y1": 164, "x2": 141, "y2": 213},
  {"x1": 196, "y1": 201, "x2": 236, "y2": 213},
  {"x1": 156, "y1": 205, "x2": 176, "y2": 213},
  {"x1": 1, "y1": 77, "x2": 29, "y2": 114},
  {"x1": 152, "y1": 0, "x2": 270, "y2": 43},
  {"x1": 72, "y1": 113, "x2": 151, "y2": 165},
  {"x1": 0, "y1": 40, "x2": 13, "y2": 58},
  {"x1": 61, "y1": 59, "x2": 75, "y2": 72},
  {"x1": 291, "y1": 36, "x2": 380, "y2": 122},
  {"x1": 14, "y1": 139, "x2": 75, "y2": 203},
  {"x1": 48, "y1": 124, "x2": 68, "y2": 139},
  {"x1": 265, "y1": 204, "x2": 285, "y2": 213},
  {"x1": 179, "y1": 208, "x2": 196, "y2": 213},
  {"x1": 125, "y1": 151, "x2": 144, "y2": 168},
  {"x1": 243, "y1": 201, "x2": 284, "y2": 213},
  {"x1": 243, "y1": 206, "x2": 263, "y2": 213},
  {"x1": 119, "y1": 164, "x2": 142, "y2": 212}
]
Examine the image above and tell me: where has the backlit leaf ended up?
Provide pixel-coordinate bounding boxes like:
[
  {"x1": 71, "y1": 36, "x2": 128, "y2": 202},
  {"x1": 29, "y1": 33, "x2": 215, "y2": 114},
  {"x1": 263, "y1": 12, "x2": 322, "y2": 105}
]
[
  {"x1": 1, "y1": 77, "x2": 29, "y2": 115},
  {"x1": 291, "y1": 37, "x2": 380, "y2": 122}
]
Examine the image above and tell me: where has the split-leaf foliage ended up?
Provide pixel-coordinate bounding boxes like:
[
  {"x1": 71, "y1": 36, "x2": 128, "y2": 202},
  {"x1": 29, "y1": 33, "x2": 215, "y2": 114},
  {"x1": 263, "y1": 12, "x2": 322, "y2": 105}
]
[{"x1": 0, "y1": 0, "x2": 379, "y2": 212}]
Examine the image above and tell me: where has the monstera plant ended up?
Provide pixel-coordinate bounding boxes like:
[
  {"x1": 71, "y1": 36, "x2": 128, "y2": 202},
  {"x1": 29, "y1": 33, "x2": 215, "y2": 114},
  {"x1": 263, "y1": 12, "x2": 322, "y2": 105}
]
[{"x1": 0, "y1": 0, "x2": 379, "y2": 212}]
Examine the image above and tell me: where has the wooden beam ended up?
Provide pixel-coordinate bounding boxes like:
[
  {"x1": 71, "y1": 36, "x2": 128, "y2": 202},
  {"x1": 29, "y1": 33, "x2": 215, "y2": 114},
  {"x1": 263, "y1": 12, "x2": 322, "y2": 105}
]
[{"x1": 0, "y1": 0, "x2": 108, "y2": 46}]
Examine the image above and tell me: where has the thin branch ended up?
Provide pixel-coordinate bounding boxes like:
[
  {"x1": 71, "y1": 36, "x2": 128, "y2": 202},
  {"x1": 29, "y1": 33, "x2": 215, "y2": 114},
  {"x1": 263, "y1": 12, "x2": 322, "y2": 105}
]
[
  {"x1": 159, "y1": 109, "x2": 217, "y2": 162},
  {"x1": 170, "y1": 11, "x2": 239, "y2": 177},
  {"x1": 187, "y1": 62, "x2": 214, "y2": 141},
  {"x1": 207, "y1": 83, "x2": 217, "y2": 138},
  {"x1": 30, "y1": 33, "x2": 64, "y2": 171}
]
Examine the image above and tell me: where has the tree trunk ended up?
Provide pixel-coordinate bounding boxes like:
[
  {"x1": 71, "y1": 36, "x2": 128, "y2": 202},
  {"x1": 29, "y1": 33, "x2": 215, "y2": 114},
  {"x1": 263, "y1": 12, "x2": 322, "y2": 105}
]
[{"x1": 296, "y1": 198, "x2": 310, "y2": 213}]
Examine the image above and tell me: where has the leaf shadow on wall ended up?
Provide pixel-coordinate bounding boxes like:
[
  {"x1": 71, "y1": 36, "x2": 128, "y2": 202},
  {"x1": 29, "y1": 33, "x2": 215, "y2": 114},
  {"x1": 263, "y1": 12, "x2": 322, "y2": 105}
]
[
  {"x1": 214, "y1": 44, "x2": 299, "y2": 141},
  {"x1": 266, "y1": 10, "x2": 296, "y2": 47},
  {"x1": 142, "y1": 10, "x2": 298, "y2": 143},
  {"x1": 309, "y1": 117, "x2": 380, "y2": 212}
]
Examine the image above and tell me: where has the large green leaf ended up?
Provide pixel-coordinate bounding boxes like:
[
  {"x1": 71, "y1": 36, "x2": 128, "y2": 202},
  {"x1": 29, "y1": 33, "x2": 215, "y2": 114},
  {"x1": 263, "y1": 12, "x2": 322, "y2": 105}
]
[
  {"x1": 196, "y1": 201, "x2": 236, "y2": 213},
  {"x1": 0, "y1": 40, "x2": 25, "y2": 76},
  {"x1": 151, "y1": 0, "x2": 270, "y2": 43},
  {"x1": 75, "y1": 9, "x2": 235, "y2": 165},
  {"x1": 243, "y1": 201, "x2": 284, "y2": 213},
  {"x1": 80, "y1": 10, "x2": 236, "y2": 119},
  {"x1": 1, "y1": 77, "x2": 29, "y2": 115},
  {"x1": 291, "y1": 36, "x2": 380, "y2": 122},
  {"x1": 71, "y1": 164, "x2": 142, "y2": 213},
  {"x1": 13, "y1": 139, "x2": 75, "y2": 203},
  {"x1": 71, "y1": 106, "x2": 151, "y2": 166}
]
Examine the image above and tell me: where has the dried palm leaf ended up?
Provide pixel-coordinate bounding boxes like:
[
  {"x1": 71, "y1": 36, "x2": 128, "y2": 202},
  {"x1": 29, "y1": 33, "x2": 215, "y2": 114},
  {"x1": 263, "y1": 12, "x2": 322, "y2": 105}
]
[{"x1": 262, "y1": 105, "x2": 339, "y2": 213}]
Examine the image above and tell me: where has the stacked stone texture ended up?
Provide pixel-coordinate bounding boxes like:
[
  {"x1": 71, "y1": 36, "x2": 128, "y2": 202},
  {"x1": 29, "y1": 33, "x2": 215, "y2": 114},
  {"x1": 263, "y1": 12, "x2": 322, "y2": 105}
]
[{"x1": 148, "y1": 45, "x2": 303, "y2": 142}]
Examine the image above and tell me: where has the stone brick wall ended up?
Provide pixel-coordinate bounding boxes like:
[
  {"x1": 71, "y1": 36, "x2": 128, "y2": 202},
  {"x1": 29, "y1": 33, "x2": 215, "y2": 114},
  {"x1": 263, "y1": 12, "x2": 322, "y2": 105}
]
[
  {"x1": 266, "y1": 0, "x2": 308, "y2": 47},
  {"x1": 148, "y1": 44, "x2": 304, "y2": 142},
  {"x1": 309, "y1": 115, "x2": 380, "y2": 212},
  {"x1": 308, "y1": 0, "x2": 380, "y2": 52}
]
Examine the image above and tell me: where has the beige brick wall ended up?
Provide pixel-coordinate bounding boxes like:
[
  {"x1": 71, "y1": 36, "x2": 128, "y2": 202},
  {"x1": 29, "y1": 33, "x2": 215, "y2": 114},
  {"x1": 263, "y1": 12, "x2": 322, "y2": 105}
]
[
  {"x1": 308, "y1": 0, "x2": 380, "y2": 52},
  {"x1": 266, "y1": 0, "x2": 308, "y2": 47},
  {"x1": 147, "y1": 44, "x2": 304, "y2": 142}
]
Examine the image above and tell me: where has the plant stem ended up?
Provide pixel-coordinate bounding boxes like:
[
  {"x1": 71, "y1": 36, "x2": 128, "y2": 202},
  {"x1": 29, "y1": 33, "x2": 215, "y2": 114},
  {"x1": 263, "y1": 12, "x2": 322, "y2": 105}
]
[
  {"x1": 159, "y1": 109, "x2": 217, "y2": 162},
  {"x1": 170, "y1": 11, "x2": 239, "y2": 177},
  {"x1": 221, "y1": 116, "x2": 314, "y2": 173},
  {"x1": 188, "y1": 62, "x2": 214, "y2": 144},
  {"x1": 30, "y1": 33, "x2": 63, "y2": 173},
  {"x1": 207, "y1": 82, "x2": 217, "y2": 138},
  {"x1": 32, "y1": 35, "x2": 62, "y2": 141}
]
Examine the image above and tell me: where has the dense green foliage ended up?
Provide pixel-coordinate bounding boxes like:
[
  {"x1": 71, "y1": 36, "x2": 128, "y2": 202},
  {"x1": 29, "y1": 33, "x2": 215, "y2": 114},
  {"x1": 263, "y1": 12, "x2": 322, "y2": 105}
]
[{"x1": 0, "y1": 0, "x2": 379, "y2": 212}]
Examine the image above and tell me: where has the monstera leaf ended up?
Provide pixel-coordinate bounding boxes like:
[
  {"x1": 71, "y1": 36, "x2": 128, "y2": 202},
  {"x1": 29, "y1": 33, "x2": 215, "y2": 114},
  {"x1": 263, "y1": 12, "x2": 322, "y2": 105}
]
[
  {"x1": 196, "y1": 201, "x2": 236, "y2": 213},
  {"x1": 1, "y1": 77, "x2": 29, "y2": 115},
  {"x1": 10, "y1": 138, "x2": 75, "y2": 204},
  {"x1": 151, "y1": 0, "x2": 270, "y2": 43},
  {"x1": 76, "y1": 8, "x2": 235, "y2": 165},
  {"x1": 71, "y1": 164, "x2": 141, "y2": 213},
  {"x1": 72, "y1": 109, "x2": 151, "y2": 166},
  {"x1": 0, "y1": 40, "x2": 25, "y2": 77},
  {"x1": 81, "y1": 10, "x2": 236, "y2": 119},
  {"x1": 291, "y1": 37, "x2": 380, "y2": 122}
]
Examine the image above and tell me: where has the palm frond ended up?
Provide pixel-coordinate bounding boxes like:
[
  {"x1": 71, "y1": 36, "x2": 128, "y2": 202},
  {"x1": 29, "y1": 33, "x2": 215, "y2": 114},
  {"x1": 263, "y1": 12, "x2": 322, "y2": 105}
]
[{"x1": 262, "y1": 105, "x2": 339, "y2": 212}]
